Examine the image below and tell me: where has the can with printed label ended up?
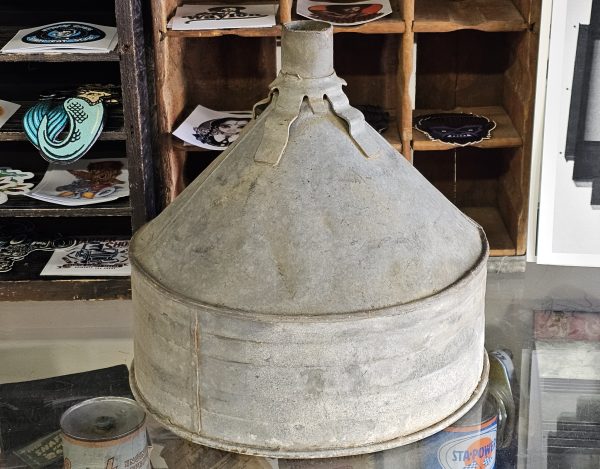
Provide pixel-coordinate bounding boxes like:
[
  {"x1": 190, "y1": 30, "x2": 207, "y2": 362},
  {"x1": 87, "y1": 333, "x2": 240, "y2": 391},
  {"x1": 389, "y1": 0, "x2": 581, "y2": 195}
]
[
  {"x1": 60, "y1": 397, "x2": 150, "y2": 469},
  {"x1": 422, "y1": 392, "x2": 498, "y2": 469},
  {"x1": 421, "y1": 349, "x2": 518, "y2": 469}
]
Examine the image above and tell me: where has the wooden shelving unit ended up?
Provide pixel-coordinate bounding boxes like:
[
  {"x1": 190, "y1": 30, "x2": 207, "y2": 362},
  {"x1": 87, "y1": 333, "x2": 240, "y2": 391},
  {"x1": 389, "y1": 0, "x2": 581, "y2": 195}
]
[
  {"x1": 149, "y1": 0, "x2": 540, "y2": 260},
  {"x1": 0, "y1": 198, "x2": 132, "y2": 218},
  {"x1": 0, "y1": 0, "x2": 155, "y2": 300},
  {"x1": 165, "y1": 25, "x2": 281, "y2": 38},
  {"x1": 0, "y1": 220, "x2": 132, "y2": 300}
]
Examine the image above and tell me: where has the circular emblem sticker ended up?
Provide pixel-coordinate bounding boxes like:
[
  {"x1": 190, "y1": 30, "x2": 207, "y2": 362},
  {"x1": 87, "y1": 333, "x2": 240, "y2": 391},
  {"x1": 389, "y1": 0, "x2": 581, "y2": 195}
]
[{"x1": 22, "y1": 23, "x2": 106, "y2": 45}]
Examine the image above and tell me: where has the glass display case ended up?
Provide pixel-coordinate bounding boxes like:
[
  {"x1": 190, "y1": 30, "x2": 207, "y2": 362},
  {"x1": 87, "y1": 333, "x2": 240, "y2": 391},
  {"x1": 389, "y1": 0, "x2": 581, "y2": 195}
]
[{"x1": 1, "y1": 264, "x2": 600, "y2": 468}]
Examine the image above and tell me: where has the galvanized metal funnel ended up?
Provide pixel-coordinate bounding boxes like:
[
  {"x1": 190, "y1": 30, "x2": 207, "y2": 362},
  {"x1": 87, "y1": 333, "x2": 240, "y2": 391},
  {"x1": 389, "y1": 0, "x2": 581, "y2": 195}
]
[{"x1": 130, "y1": 20, "x2": 489, "y2": 458}]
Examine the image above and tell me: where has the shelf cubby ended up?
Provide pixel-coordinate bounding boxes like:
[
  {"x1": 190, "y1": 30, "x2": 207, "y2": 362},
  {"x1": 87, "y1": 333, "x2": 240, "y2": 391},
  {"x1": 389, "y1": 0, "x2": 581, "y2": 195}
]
[
  {"x1": 413, "y1": 146, "x2": 523, "y2": 257},
  {"x1": 291, "y1": 0, "x2": 406, "y2": 35},
  {"x1": 0, "y1": 217, "x2": 132, "y2": 301},
  {"x1": 412, "y1": 105, "x2": 522, "y2": 151},
  {"x1": 413, "y1": 0, "x2": 528, "y2": 33}
]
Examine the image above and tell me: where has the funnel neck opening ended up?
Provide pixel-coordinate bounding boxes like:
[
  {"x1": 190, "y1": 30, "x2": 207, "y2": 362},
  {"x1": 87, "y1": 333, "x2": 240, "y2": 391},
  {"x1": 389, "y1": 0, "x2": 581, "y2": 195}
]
[{"x1": 281, "y1": 21, "x2": 333, "y2": 79}]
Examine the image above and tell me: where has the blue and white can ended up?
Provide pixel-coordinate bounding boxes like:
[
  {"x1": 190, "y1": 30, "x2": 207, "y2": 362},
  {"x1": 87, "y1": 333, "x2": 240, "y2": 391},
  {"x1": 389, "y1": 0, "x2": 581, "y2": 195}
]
[{"x1": 422, "y1": 392, "x2": 498, "y2": 469}]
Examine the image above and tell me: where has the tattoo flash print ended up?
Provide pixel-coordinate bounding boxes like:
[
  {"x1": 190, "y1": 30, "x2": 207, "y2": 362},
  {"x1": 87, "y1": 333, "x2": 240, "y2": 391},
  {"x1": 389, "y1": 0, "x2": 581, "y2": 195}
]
[
  {"x1": 41, "y1": 240, "x2": 131, "y2": 277},
  {"x1": 0, "y1": 222, "x2": 75, "y2": 273},
  {"x1": 184, "y1": 6, "x2": 268, "y2": 22},
  {"x1": 414, "y1": 113, "x2": 496, "y2": 146},
  {"x1": 22, "y1": 23, "x2": 106, "y2": 45},
  {"x1": 56, "y1": 160, "x2": 125, "y2": 200},
  {"x1": 170, "y1": 4, "x2": 277, "y2": 30},
  {"x1": 1, "y1": 22, "x2": 117, "y2": 54},
  {"x1": 26, "y1": 158, "x2": 129, "y2": 207},
  {"x1": 308, "y1": 4, "x2": 384, "y2": 24},
  {"x1": 0, "y1": 168, "x2": 34, "y2": 205},
  {"x1": 193, "y1": 117, "x2": 250, "y2": 147},
  {"x1": 297, "y1": 0, "x2": 391, "y2": 26},
  {"x1": 173, "y1": 104, "x2": 252, "y2": 150}
]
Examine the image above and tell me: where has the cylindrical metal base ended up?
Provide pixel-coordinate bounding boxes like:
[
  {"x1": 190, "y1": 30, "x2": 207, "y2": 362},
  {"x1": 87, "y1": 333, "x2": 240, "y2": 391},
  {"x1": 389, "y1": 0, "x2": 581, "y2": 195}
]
[
  {"x1": 131, "y1": 354, "x2": 489, "y2": 459},
  {"x1": 130, "y1": 248, "x2": 488, "y2": 459}
]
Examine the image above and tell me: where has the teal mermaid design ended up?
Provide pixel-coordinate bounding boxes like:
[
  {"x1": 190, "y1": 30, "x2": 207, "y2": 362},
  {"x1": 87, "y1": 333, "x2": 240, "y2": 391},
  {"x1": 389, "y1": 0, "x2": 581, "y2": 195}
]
[
  {"x1": 23, "y1": 89, "x2": 114, "y2": 164},
  {"x1": 37, "y1": 96, "x2": 105, "y2": 164}
]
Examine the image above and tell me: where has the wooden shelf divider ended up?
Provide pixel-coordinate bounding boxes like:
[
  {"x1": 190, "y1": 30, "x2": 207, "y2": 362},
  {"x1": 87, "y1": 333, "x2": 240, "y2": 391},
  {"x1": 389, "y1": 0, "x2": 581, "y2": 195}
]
[
  {"x1": 413, "y1": 0, "x2": 528, "y2": 33},
  {"x1": 0, "y1": 278, "x2": 131, "y2": 301},
  {"x1": 290, "y1": 11, "x2": 405, "y2": 34},
  {"x1": 165, "y1": 26, "x2": 281, "y2": 38},
  {"x1": 332, "y1": 14, "x2": 406, "y2": 34},
  {"x1": 462, "y1": 206, "x2": 516, "y2": 256},
  {"x1": 0, "y1": 197, "x2": 132, "y2": 218}
]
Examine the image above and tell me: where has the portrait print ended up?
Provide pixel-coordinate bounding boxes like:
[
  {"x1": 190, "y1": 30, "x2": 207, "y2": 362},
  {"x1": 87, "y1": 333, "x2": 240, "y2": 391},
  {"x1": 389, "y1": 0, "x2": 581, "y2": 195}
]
[
  {"x1": 297, "y1": 0, "x2": 391, "y2": 26},
  {"x1": 172, "y1": 104, "x2": 253, "y2": 151},
  {"x1": 193, "y1": 117, "x2": 250, "y2": 148},
  {"x1": 308, "y1": 4, "x2": 383, "y2": 24}
]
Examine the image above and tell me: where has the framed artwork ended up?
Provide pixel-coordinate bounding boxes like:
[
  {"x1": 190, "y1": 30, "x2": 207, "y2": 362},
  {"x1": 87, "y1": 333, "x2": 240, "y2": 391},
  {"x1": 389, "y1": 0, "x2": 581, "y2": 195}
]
[{"x1": 537, "y1": 0, "x2": 600, "y2": 266}]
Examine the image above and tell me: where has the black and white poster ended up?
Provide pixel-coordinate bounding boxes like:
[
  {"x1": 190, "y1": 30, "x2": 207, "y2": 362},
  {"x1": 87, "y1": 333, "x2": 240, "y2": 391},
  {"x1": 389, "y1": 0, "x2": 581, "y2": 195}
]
[{"x1": 538, "y1": 0, "x2": 600, "y2": 266}]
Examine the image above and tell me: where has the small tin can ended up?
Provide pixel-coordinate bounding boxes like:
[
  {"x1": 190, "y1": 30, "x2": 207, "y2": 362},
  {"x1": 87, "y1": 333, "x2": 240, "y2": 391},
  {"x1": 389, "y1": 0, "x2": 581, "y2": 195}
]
[
  {"x1": 420, "y1": 350, "x2": 518, "y2": 469},
  {"x1": 422, "y1": 392, "x2": 498, "y2": 469},
  {"x1": 60, "y1": 397, "x2": 149, "y2": 469}
]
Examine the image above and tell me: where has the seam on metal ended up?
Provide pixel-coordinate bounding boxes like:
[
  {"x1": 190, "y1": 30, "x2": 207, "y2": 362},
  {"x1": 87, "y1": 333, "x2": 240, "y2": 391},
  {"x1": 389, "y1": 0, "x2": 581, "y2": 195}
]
[
  {"x1": 130, "y1": 226, "x2": 488, "y2": 322},
  {"x1": 193, "y1": 313, "x2": 202, "y2": 432}
]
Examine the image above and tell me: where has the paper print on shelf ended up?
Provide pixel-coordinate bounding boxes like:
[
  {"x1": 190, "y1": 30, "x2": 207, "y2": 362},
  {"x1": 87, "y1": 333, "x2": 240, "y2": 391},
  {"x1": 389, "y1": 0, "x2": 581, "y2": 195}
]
[
  {"x1": 26, "y1": 158, "x2": 129, "y2": 206},
  {"x1": 170, "y1": 4, "x2": 277, "y2": 30},
  {"x1": 0, "y1": 221, "x2": 76, "y2": 273},
  {"x1": 37, "y1": 94, "x2": 106, "y2": 164},
  {"x1": 414, "y1": 113, "x2": 496, "y2": 146},
  {"x1": 173, "y1": 105, "x2": 252, "y2": 150},
  {"x1": 1, "y1": 22, "x2": 117, "y2": 54},
  {"x1": 296, "y1": 0, "x2": 391, "y2": 26},
  {"x1": 0, "y1": 99, "x2": 21, "y2": 130},
  {"x1": 23, "y1": 23, "x2": 106, "y2": 44},
  {"x1": 23, "y1": 85, "x2": 120, "y2": 163},
  {"x1": 537, "y1": 0, "x2": 600, "y2": 266},
  {"x1": 0, "y1": 168, "x2": 34, "y2": 205},
  {"x1": 41, "y1": 239, "x2": 131, "y2": 277}
]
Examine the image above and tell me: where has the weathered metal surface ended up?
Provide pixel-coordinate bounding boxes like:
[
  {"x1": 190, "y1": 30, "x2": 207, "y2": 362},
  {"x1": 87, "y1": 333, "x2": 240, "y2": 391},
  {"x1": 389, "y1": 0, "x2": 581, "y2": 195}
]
[
  {"x1": 130, "y1": 21, "x2": 489, "y2": 458},
  {"x1": 61, "y1": 397, "x2": 149, "y2": 469}
]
